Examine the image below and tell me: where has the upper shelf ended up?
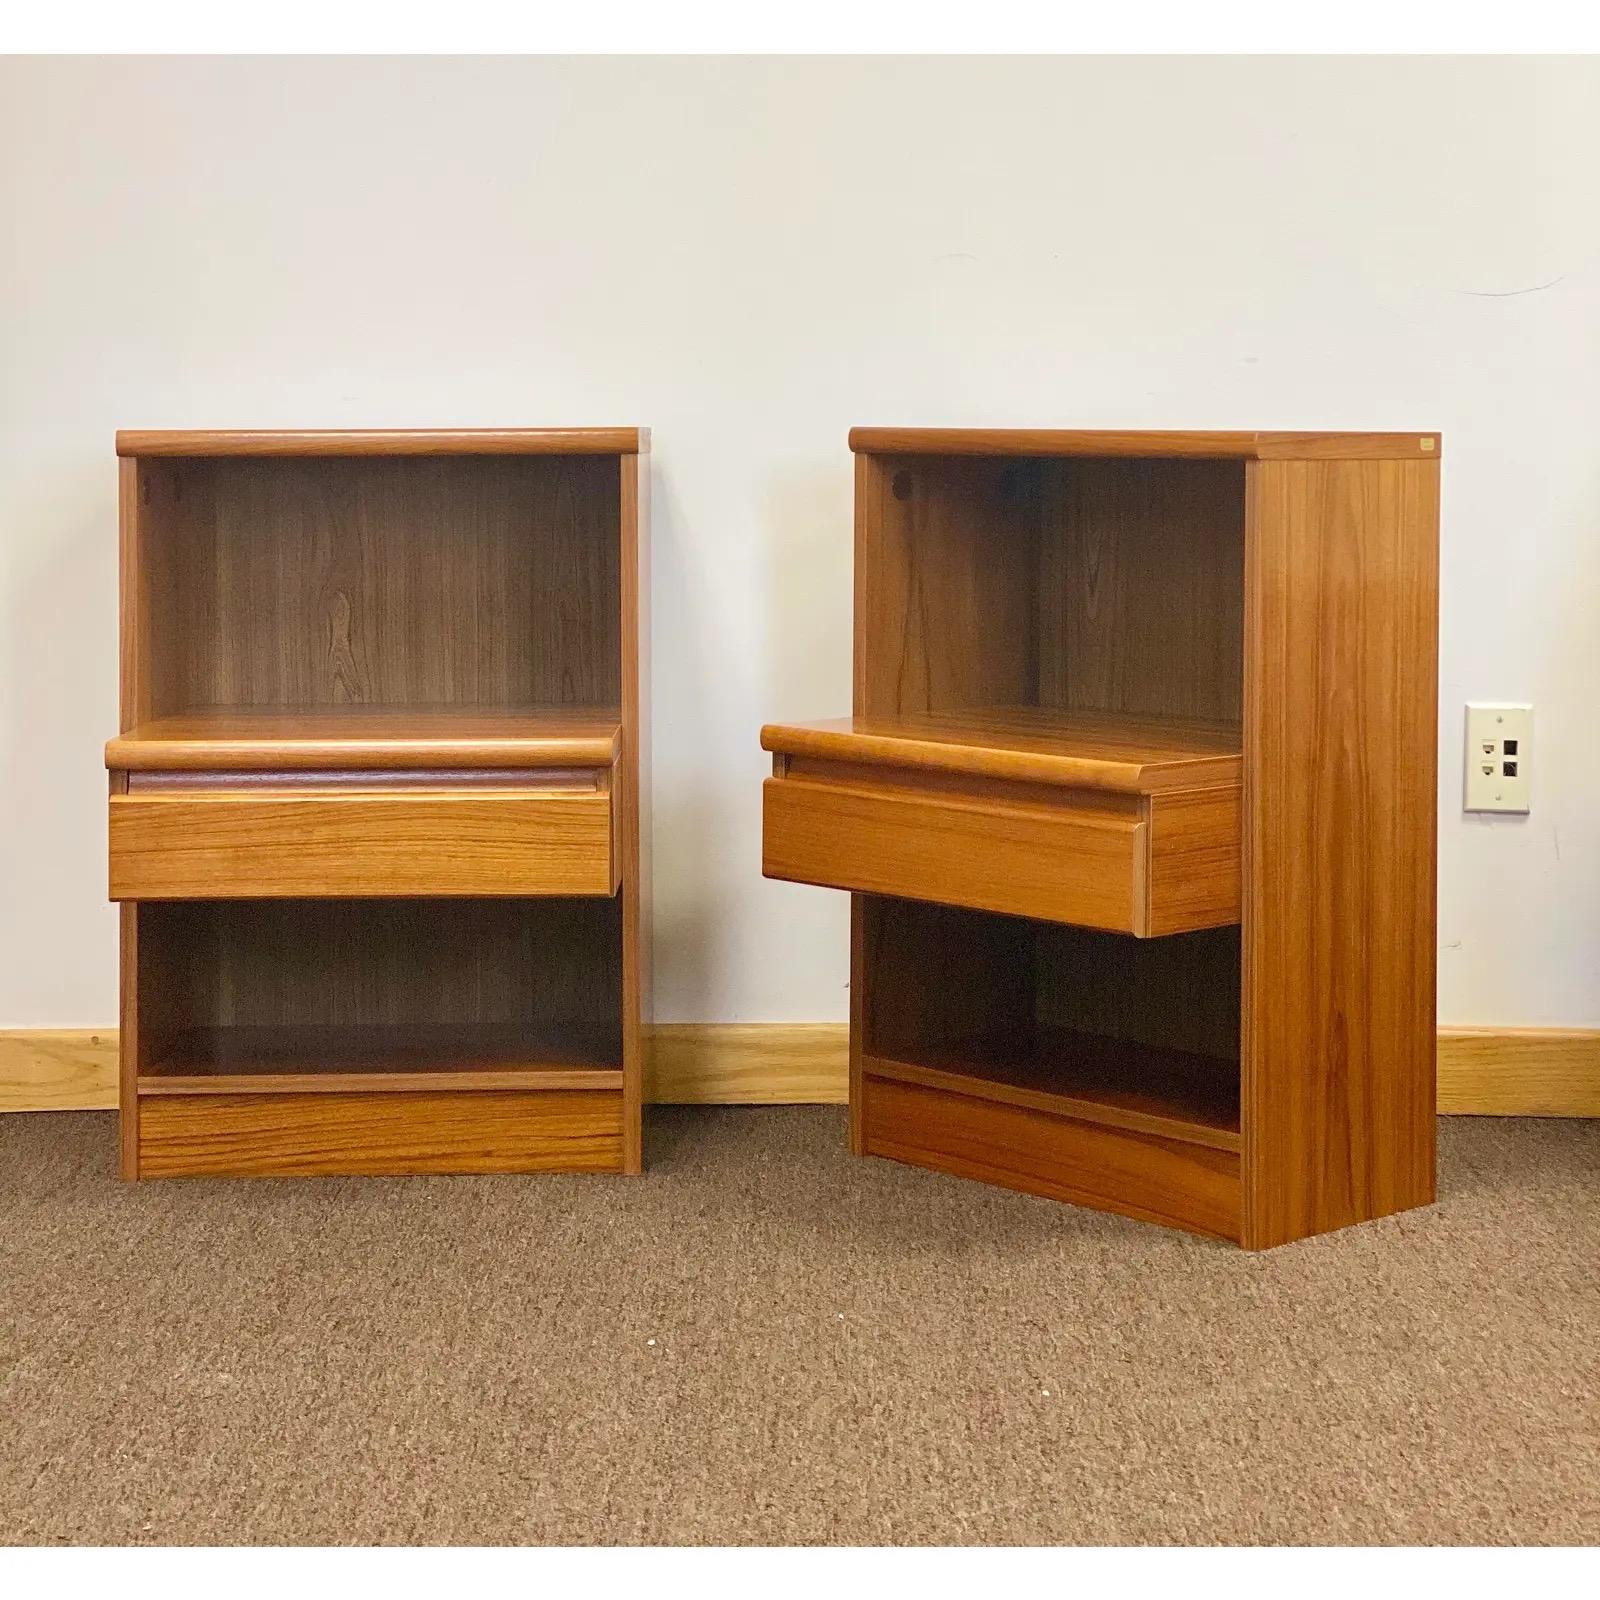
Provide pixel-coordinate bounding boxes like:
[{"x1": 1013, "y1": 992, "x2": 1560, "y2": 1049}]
[
  {"x1": 761, "y1": 708, "x2": 1241, "y2": 795},
  {"x1": 848, "y1": 428, "x2": 1440, "y2": 461},
  {"x1": 107, "y1": 708, "x2": 622, "y2": 772},
  {"x1": 116, "y1": 428, "x2": 648, "y2": 458}
]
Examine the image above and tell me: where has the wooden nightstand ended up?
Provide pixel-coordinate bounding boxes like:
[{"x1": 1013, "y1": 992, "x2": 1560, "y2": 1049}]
[
  {"x1": 108, "y1": 428, "x2": 649, "y2": 1179},
  {"x1": 762, "y1": 428, "x2": 1439, "y2": 1247}
]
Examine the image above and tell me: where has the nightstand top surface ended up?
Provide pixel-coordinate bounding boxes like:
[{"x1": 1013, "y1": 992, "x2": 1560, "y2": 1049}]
[
  {"x1": 849, "y1": 428, "x2": 1439, "y2": 460},
  {"x1": 116, "y1": 428, "x2": 647, "y2": 458}
]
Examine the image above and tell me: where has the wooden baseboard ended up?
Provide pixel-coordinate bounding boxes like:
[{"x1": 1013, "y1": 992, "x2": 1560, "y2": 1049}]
[
  {"x1": 0, "y1": 1031, "x2": 120, "y2": 1112},
  {"x1": 0, "y1": 1024, "x2": 851, "y2": 1114},
  {"x1": 1436, "y1": 1028, "x2": 1600, "y2": 1116},
  {"x1": 4, "y1": 1025, "x2": 1597, "y2": 1117},
  {"x1": 645, "y1": 1024, "x2": 848, "y2": 1104}
]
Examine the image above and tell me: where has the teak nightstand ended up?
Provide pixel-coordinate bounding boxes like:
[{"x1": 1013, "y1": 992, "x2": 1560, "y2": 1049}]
[
  {"x1": 762, "y1": 429, "x2": 1440, "y2": 1248},
  {"x1": 107, "y1": 428, "x2": 649, "y2": 1179}
]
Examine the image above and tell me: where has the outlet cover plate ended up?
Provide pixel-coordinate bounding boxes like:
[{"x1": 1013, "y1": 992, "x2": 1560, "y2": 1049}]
[{"x1": 1465, "y1": 703, "x2": 1532, "y2": 813}]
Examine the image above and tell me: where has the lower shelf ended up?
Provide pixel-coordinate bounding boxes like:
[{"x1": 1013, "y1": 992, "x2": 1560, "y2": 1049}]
[
  {"x1": 138, "y1": 1023, "x2": 622, "y2": 1095},
  {"x1": 859, "y1": 1029, "x2": 1242, "y2": 1239},
  {"x1": 124, "y1": 895, "x2": 633, "y2": 1178},
  {"x1": 135, "y1": 1087, "x2": 624, "y2": 1178},
  {"x1": 864, "y1": 1027, "x2": 1239, "y2": 1152}
]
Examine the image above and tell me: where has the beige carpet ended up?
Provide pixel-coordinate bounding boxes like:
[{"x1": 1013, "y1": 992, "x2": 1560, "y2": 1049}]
[{"x1": 2, "y1": 1107, "x2": 1597, "y2": 1545}]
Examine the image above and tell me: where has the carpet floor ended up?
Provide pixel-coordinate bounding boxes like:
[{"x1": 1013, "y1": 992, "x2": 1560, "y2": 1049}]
[{"x1": 2, "y1": 1107, "x2": 1597, "y2": 1546}]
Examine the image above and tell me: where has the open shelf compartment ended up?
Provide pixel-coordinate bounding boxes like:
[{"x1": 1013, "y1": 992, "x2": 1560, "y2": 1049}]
[
  {"x1": 127, "y1": 896, "x2": 626, "y2": 1176},
  {"x1": 134, "y1": 897, "x2": 623, "y2": 1083},
  {"x1": 857, "y1": 897, "x2": 1242, "y2": 1238},
  {"x1": 852, "y1": 452, "x2": 1245, "y2": 730},
  {"x1": 124, "y1": 450, "x2": 625, "y2": 724}
]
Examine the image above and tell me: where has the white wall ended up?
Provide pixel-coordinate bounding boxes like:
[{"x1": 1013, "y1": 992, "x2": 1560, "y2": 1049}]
[{"x1": 2, "y1": 55, "x2": 1597, "y2": 1028}]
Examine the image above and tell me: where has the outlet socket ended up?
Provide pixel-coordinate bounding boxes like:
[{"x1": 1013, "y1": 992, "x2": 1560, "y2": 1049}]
[{"x1": 1464, "y1": 703, "x2": 1532, "y2": 814}]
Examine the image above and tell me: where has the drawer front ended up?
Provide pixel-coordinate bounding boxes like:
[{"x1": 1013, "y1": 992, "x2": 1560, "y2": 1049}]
[
  {"x1": 763, "y1": 774, "x2": 1145, "y2": 931},
  {"x1": 137, "y1": 1089, "x2": 623, "y2": 1178},
  {"x1": 862, "y1": 1075, "x2": 1241, "y2": 1240},
  {"x1": 110, "y1": 786, "x2": 615, "y2": 899}
]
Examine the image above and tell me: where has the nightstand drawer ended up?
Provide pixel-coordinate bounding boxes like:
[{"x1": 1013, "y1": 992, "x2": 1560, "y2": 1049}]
[
  {"x1": 109, "y1": 773, "x2": 616, "y2": 900},
  {"x1": 762, "y1": 767, "x2": 1237, "y2": 935}
]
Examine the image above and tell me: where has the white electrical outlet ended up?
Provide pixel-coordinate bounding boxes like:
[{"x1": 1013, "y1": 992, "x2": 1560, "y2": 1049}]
[{"x1": 1464, "y1": 703, "x2": 1532, "y2": 813}]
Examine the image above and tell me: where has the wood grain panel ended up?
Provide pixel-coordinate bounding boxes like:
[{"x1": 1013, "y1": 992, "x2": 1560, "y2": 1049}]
[
  {"x1": 138, "y1": 454, "x2": 621, "y2": 715},
  {"x1": 852, "y1": 450, "x2": 888, "y2": 728},
  {"x1": 140, "y1": 454, "x2": 216, "y2": 721},
  {"x1": 618, "y1": 449, "x2": 648, "y2": 1172},
  {"x1": 137, "y1": 1089, "x2": 623, "y2": 1177},
  {"x1": 850, "y1": 429, "x2": 1440, "y2": 460},
  {"x1": 118, "y1": 459, "x2": 150, "y2": 730},
  {"x1": 1037, "y1": 458, "x2": 1244, "y2": 723},
  {"x1": 1035, "y1": 923, "x2": 1242, "y2": 1063},
  {"x1": 860, "y1": 897, "x2": 1037, "y2": 1068},
  {"x1": 862, "y1": 1075, "x2": 1241, "y2": 1240},
  {"x1": 135, "y1": 898, "x2": 621, "y2": 1046},
  {"x1": 118, "y1": 429, "x2": 646, "y2": 457},
  {"x1": 110, "y1": 787, "x2": 615, "y2": 899},
  {"x1": 1242, "y1": 457, "x2": 1439, "y2": 1248},
  {"x1": 850, "y1": 897, "x2": 868, "y2": 1153},
  {"x1": 764, "y1": 775, "x2": 1146, "y2": 931},
  {"x1": 1145, "y1": 786, "x2": 1242, "y2": 935},
  {"x1": 855, "y1": 455, "x2": 1040, "y2": 717},
  {"x1": 120, "y1": 902, "x2": 140, "y2": 1175}
]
